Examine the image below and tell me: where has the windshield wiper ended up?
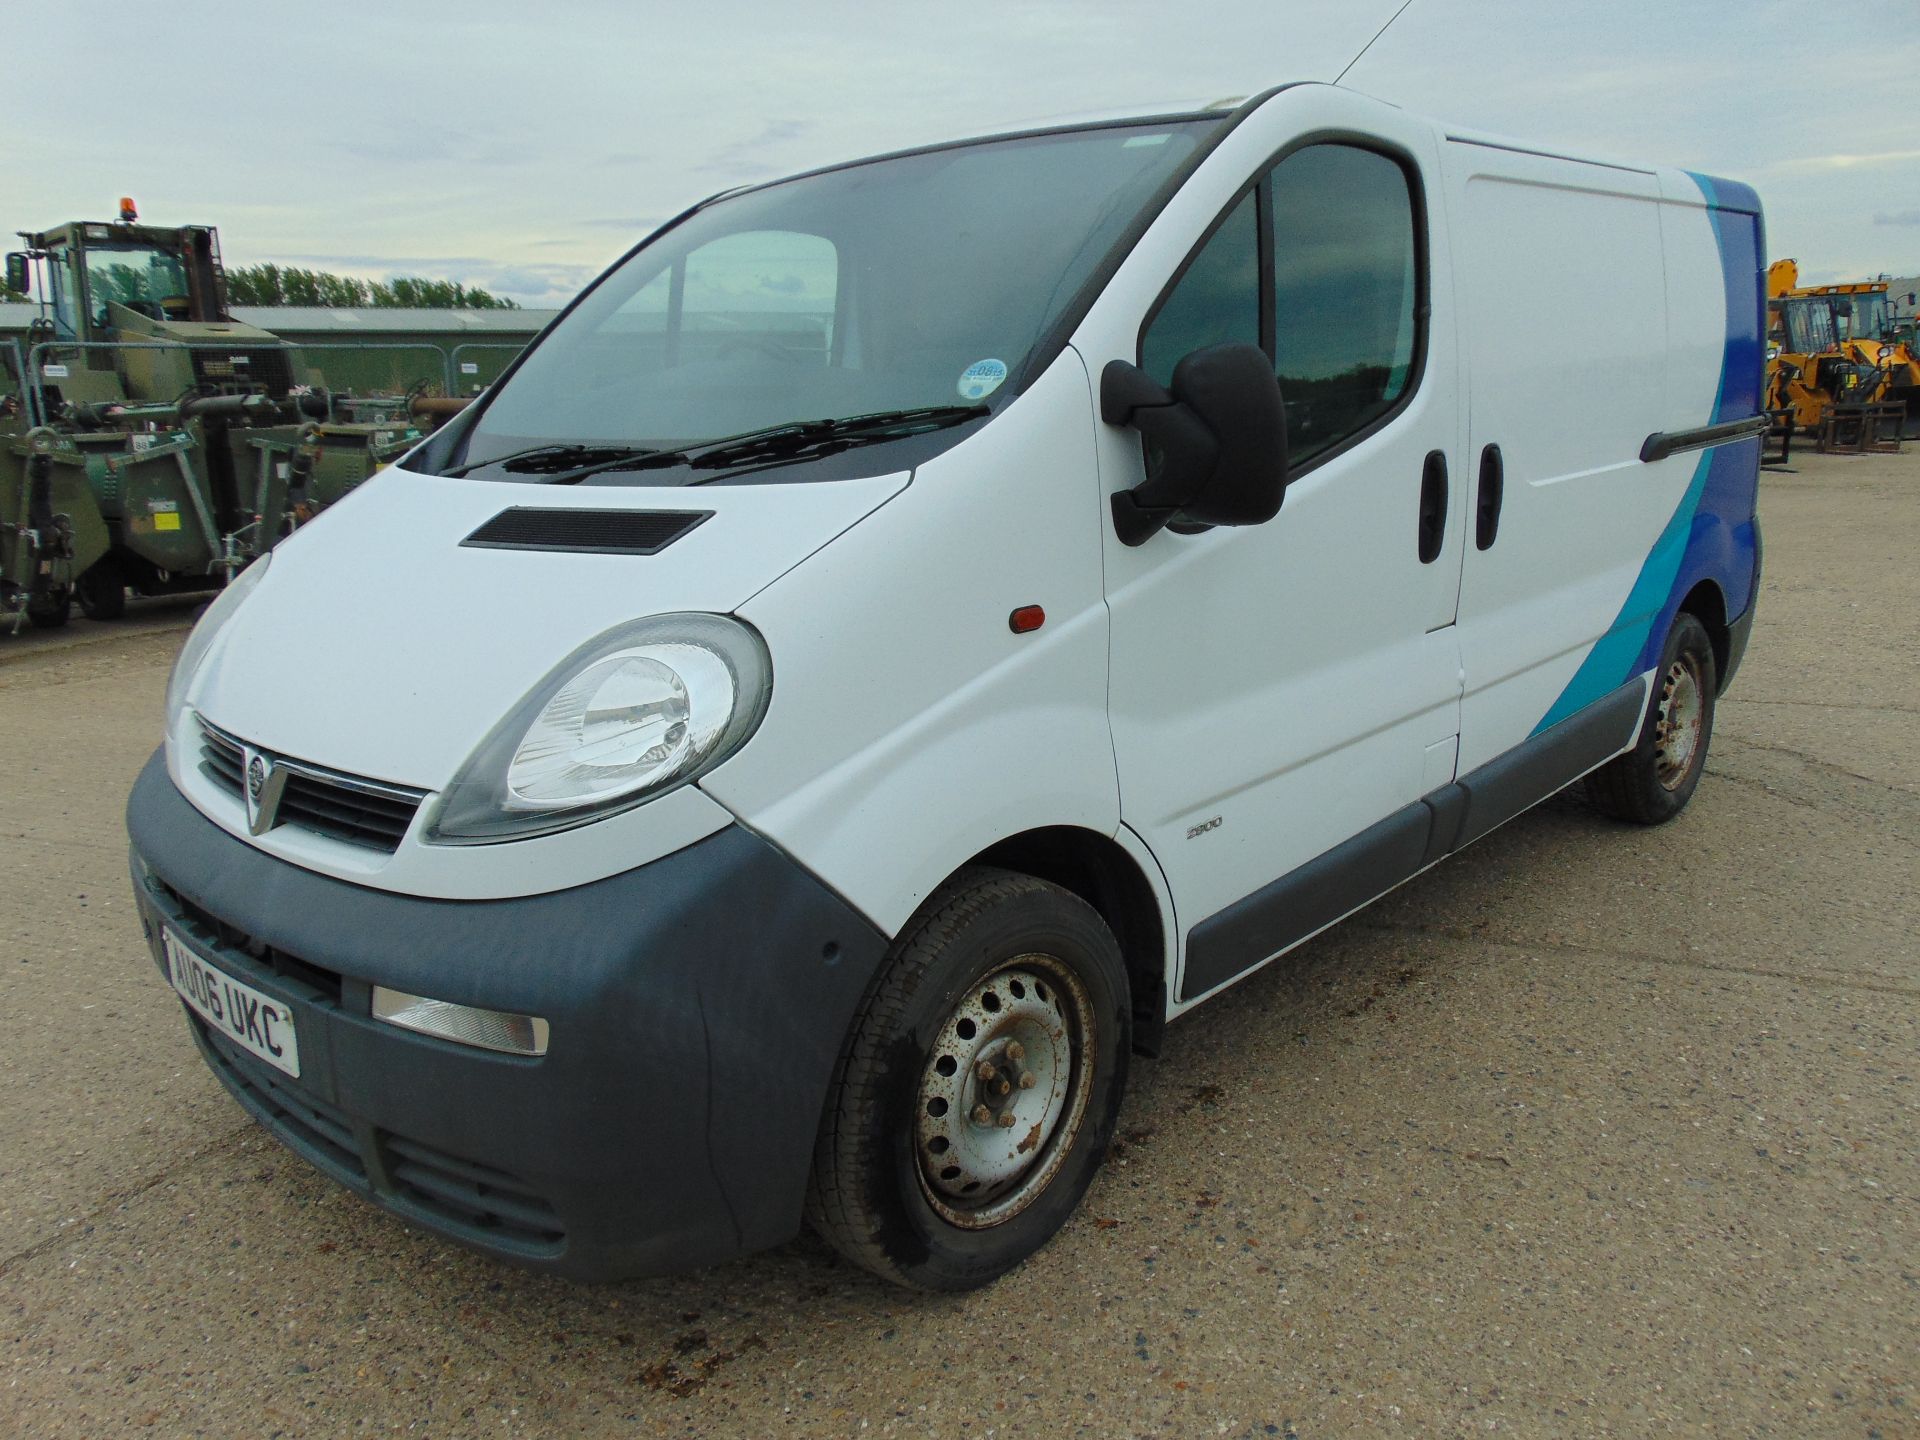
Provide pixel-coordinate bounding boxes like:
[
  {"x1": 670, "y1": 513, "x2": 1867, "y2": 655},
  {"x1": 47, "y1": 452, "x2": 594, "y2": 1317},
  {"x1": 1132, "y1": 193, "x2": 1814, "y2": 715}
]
[
  {"x1": 539, "y1": 405, "x2": 992, "y2": 485},
  {"x1": 444, "y1": 443, "x2": 661, "y2": 478},
  {"x1": 687, "y1": 405, "x2": 991, "y2": 475}
]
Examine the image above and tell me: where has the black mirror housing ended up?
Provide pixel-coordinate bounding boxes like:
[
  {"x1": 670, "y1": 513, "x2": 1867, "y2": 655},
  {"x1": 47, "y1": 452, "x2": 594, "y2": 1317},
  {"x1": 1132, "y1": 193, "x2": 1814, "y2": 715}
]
[
  {"x1": 1102, "y1": 341, "x2": 1288, "y2": 546},
  {"x1": 4, "y1": 252, "x2": 28, "y2": 297}
]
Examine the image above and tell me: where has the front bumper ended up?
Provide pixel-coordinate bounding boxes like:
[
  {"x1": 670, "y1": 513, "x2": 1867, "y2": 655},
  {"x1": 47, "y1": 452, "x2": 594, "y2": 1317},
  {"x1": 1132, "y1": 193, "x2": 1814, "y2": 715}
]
[{"x1": 126, "y1": 751, "x2": 888, "y2": 1280}]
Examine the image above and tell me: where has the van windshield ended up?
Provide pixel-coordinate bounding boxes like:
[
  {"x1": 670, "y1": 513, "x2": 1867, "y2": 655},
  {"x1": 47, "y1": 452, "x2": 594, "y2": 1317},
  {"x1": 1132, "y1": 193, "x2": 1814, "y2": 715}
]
[{"x1": 450, "y1": 118, "x2": 1217, "y2": 479}]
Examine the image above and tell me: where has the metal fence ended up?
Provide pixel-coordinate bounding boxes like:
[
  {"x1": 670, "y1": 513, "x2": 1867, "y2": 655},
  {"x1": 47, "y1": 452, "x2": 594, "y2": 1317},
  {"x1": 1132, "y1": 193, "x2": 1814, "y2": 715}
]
[
  {"x1": 20, "y1": 339, "x2": 456, "y2": 425},
  {"x1": 448, "y1": 343, "x2": 528, "y2": 394},
  {"x1": 0, "y1": 338, "x2": 24, "y2": 409}
]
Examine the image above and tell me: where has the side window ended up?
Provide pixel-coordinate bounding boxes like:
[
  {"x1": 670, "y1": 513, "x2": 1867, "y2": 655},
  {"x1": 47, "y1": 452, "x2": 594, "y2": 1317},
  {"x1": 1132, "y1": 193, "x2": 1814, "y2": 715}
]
[
  {"x1": 1140, "y1": 191, "x2": 1260, "y2": 386},
  {"x1": 1269, "y1": 145, "x2": 1419, "y2": 465}
]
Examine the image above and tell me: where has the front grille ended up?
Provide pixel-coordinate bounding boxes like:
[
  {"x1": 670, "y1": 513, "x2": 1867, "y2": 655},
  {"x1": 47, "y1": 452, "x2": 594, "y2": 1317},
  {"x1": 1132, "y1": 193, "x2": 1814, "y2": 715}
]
[
  {"x1": 153, "y1": 871, "x2": 345, "y2": 1005},
  {"x1": 200, "y1": 723, "x2": 244, "y2": 790},
  {"x1": 199, "y1": 718, "x2": 426, "y2": 853},
  {"x1": 198, "y1": 1026, "x2": 565, "y2": 1254}
]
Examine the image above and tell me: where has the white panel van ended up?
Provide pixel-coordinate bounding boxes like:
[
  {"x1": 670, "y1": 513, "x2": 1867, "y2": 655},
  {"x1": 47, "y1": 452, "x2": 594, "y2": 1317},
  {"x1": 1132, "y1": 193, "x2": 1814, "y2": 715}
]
[{"x1": 128, "y1": 84, "x2": 1767, "y2": 1290}]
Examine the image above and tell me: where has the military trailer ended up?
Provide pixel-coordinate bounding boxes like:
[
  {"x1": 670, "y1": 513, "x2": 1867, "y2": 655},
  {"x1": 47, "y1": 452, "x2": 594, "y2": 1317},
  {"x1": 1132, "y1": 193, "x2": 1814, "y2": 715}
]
[{"x1": 1, "y1": 203, "x2": 424, "y2": 628}]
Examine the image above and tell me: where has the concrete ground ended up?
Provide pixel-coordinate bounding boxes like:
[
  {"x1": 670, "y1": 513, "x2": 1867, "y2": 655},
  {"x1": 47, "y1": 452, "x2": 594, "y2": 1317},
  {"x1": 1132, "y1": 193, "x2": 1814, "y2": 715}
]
[{"x1": 2, "y1": 449, "x2": 1914, "y2": 1438}]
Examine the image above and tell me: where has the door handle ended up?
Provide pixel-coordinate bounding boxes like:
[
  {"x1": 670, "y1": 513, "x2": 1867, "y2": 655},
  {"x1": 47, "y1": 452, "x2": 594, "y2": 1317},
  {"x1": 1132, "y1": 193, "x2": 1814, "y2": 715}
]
[
  {"x1": 1475, "y1": 443, "x2": 1504, "y2": 550},
  {"x1": 1417, "y1": 450, "x2": 1447, "y2": 564}
]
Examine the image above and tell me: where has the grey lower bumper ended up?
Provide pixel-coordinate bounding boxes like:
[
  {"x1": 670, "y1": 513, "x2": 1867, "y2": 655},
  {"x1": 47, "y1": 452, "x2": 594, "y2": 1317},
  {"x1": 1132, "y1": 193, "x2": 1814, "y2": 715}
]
[{"x1": 126, "y1": 751, "x2": 888, "y2": 1280}]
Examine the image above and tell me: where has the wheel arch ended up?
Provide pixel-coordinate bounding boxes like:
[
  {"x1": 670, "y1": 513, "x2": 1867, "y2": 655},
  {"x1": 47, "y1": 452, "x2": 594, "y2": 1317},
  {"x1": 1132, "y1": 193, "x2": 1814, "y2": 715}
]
[
  {"x1": 970, "y1": 825, "x2": 1171, "y2": 1056},
  {"x1": 1677, "y1": 577, "x2": 1730, "y2": 686}
]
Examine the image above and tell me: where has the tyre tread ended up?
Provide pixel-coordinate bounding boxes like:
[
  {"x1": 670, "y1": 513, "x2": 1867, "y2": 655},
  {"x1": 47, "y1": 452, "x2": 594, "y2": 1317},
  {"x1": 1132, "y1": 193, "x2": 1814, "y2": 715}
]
[
  {"x1": 1584, "y1": 612, "x2": 1717, "y2": 825},
  {"x1": 805, "y1": 867, "x2": 1091, "y2": 1287}
]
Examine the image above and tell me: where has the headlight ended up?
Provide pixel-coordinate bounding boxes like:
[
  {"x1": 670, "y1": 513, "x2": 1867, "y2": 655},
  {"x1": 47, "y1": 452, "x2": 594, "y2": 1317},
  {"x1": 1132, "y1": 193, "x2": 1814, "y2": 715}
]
[
  {"x1": 428, "y1": 612, "x2": 770, "y2": 844},
  {"x1": 164, "y1": 556, "x2": 271, "y2": 733}
]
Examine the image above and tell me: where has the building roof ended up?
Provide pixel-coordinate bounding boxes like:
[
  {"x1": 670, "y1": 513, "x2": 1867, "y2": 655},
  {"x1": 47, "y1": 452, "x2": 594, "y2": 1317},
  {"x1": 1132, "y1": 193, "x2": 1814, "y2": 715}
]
[
  {"x1": 0, "y1": 302, "x2": 556, "y2": 337},
  {"x1": 230, "y1": 306, "x2": 556, "y2": 334}
]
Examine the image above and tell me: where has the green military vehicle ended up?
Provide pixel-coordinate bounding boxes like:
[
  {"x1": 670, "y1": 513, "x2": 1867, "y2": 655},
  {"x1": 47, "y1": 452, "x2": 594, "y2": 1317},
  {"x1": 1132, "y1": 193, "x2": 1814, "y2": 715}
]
[{"x1": 2, "y1": 203, "x2": 427, "y2": 629}]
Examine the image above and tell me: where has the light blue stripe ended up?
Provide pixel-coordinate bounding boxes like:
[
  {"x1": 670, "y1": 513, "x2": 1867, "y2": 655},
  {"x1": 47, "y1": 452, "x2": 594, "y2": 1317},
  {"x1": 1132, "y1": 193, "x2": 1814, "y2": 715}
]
[{"x1": 1533, "y1": 449, "x2": 1710, "y2": 732}]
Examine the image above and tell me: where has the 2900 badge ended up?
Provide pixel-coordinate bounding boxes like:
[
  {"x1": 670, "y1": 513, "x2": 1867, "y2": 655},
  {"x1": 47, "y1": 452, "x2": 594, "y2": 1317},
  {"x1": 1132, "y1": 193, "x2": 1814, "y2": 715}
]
[{"x1": 162, "y1": 928, "x2": 301, "y2": 1078}]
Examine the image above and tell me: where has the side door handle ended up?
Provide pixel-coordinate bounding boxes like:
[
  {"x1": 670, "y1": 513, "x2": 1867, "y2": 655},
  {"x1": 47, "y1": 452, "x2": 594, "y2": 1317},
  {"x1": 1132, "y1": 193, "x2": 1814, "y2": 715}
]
[
  {"x1": 1475, "y1": 443, "x2": 1504, "y2": 550},
  {"x1": 1417, "y1": 450, "x2": 1447, "y2": 564}
]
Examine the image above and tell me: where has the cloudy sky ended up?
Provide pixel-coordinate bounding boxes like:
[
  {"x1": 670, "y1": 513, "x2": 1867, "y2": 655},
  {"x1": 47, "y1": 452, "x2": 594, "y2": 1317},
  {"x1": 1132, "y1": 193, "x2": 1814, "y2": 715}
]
[{"x1": 9, "y1": 1, "x2": 1917, "y2": 308}]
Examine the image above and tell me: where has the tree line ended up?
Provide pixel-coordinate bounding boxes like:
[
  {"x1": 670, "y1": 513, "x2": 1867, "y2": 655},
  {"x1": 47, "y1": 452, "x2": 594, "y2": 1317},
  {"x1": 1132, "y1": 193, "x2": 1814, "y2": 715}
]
[{"x1": 225, "y1": 264, "x2": 519, "y2": 310}]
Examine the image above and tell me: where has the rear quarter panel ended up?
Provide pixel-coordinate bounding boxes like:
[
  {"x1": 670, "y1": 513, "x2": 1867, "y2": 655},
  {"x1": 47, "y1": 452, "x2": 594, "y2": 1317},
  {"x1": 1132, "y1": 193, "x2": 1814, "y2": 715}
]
[{"x1": 1535, "y1": 170, "x2": 1764, "y2": 728}]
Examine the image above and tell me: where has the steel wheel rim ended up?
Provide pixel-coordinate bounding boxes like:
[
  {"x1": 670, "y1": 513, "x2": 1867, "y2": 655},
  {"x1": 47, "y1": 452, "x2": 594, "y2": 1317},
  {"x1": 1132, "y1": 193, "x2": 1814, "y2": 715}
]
[
  {"x1": 913, "y1": 954, "x2": 1096, "y2": 1229},
  {"x1": 1654, "y1": 653, "x2": 1705, "y2": 790}
]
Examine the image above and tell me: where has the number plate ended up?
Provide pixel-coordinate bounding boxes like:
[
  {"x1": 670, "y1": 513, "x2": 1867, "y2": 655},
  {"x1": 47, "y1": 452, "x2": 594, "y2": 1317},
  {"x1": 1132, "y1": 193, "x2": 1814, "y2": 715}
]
[{"x1": 163, "y1": 927, "x2": 301, "y2": 1078}]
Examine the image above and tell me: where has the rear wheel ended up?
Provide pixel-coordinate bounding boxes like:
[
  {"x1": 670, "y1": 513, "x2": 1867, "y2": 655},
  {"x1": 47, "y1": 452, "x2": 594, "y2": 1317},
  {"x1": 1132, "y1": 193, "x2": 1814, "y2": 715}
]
[
  {"x1": 807, "y1": 867, "x2": 1130, "y2": 1291},
  {"x1": 1586, "y1": 611, "x2": 1718, "y2": 824}
]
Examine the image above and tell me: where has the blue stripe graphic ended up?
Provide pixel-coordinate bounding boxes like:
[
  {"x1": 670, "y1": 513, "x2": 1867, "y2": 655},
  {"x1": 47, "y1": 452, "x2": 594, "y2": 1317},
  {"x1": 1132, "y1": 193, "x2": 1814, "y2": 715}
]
[{"x1": 1531, "y1": 172, "x2": 1763, "y2": 734}]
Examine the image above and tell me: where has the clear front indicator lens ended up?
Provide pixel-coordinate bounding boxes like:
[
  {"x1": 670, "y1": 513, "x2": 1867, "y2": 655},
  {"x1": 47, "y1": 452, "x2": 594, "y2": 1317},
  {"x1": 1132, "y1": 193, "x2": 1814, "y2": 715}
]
[
  {"x1": 371, "y1": 986, "x2": 550, "y2": 1056},
  {"x1": 429, "y1": 612, "x2": 771, "y2": 844}
]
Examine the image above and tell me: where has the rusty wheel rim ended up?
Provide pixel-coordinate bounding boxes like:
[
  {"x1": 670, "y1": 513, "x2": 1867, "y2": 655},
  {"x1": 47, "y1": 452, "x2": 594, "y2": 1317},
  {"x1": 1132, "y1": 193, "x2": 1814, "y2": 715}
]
[
  {"x1": 1654, "y1": 652, "x2": 1705, "y2": 791},
  {"x1": 913, "y1": 954, "x2": 1095, "y2": 1230}
]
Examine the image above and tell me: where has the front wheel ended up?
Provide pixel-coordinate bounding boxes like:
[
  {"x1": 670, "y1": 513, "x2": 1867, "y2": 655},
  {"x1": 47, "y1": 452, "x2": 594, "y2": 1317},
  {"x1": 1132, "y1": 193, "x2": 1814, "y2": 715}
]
[
  {"x1": 807, "y1": 868, "x2": 1130, "y2": 1291},
  {"x1": 1586, "y1": 611, "x2": 1718, "y2": 824},
  {"x1": 26, "y1": 585, "x2": 71, "y2": 630}
]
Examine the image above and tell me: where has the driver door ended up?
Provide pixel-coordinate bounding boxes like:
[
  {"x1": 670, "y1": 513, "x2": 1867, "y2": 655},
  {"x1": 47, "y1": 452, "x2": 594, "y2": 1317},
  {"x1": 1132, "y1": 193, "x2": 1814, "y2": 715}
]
[{"x1": 1091, "y1": 99, "x2": 1467, "y2": 1004}]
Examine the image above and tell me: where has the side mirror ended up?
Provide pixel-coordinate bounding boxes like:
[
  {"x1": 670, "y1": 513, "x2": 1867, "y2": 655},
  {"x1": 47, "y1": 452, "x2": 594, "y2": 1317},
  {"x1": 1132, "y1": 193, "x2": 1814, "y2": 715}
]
[
  {"x1": 4, "y1": 252, "x2": 28, "y2": 296},
  {"x1": 1101, "y1": 341, "x2": 1288, "y2": 546}
]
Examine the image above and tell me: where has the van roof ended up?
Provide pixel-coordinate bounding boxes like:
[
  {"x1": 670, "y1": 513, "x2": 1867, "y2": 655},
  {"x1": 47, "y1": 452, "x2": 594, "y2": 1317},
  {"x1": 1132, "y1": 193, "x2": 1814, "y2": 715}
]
[{"x1": 710, "y1": 96, "x2": 1258, "y2": 210}]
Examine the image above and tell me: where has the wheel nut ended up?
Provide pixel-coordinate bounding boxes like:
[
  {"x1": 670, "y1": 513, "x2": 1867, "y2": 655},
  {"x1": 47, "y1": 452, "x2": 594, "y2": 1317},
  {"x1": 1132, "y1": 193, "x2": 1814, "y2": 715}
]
[
  {"x1": 975, "y1": 1060, "x2": 997, "y2": 1082},
  {"x1": 996, "y1": 1078, "x2": 1012, "y2": 1095},
  {"x1": 1018, "y1": 1072, "x2": 1036, "y2": 1089},
  {"x1": 971, "y1": 1104, "x2": 993, "y2": 1126},
  {"x1": 997, "y1": 1112, "x2": 1017, "y2": 1128},
  {"x1": 1006, "y1": 1041, "x2": 1025, "y2": 1062}
]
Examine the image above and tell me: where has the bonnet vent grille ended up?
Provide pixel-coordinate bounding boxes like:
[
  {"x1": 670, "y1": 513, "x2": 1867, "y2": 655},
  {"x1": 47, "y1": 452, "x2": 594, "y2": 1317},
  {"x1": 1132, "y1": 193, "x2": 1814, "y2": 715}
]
[{"x1": 462, "y1": 507, "x2": 713, "y2": 555}]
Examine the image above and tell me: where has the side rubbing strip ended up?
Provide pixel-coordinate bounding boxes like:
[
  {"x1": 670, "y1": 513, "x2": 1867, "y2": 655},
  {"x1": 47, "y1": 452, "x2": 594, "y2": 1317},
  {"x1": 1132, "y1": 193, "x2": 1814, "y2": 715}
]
[
  {"x1": 1448, "y1": 676, "x2": 1645, "y2": 849},
  {"x1": 1639, "y1": 415, "x2": 1770, "y2": 463},
  {"x1": 1180, "y1": 804, "x2": 1431, "y2": 1002},
  {"x1": 462, "y1": 508, "x2": 713, "y2": 555},
  {"x1": 1179, "y1": 676, "x2": 1651, "y2": 1003}
]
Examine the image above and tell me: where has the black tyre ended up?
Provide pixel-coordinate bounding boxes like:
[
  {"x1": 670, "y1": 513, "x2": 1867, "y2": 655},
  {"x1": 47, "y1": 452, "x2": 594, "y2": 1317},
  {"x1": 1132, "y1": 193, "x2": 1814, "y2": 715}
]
[
  {"x1": 75, "y1": 562, "x2": 127, "y2": 622},
  {"x1": 1586, "y1": 611, "x2": 1718, "y2": 824},
  {"x1": 807, "y1": 867, "x2": 1130, "y2": 1291},
  {"x1": 25, "y1": 585, "x2": 71, "y2": 630}
]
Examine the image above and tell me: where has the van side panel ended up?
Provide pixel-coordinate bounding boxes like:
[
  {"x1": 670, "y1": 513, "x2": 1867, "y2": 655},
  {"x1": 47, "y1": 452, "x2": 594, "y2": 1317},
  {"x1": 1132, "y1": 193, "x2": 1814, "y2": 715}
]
[
  {"x1": 1533, "y1": 173, "x2": 1764, "y2": 729},
  {"x1": 1446, "y1": 145, "x2": 1676, "y2": 774}
]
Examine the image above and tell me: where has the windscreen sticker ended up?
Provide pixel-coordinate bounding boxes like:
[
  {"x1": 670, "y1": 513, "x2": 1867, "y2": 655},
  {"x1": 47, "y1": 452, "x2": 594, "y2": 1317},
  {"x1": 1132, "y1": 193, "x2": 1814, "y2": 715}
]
[{"x1": 958, "y1": 358, "x2": 1008, "y2": 401}]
